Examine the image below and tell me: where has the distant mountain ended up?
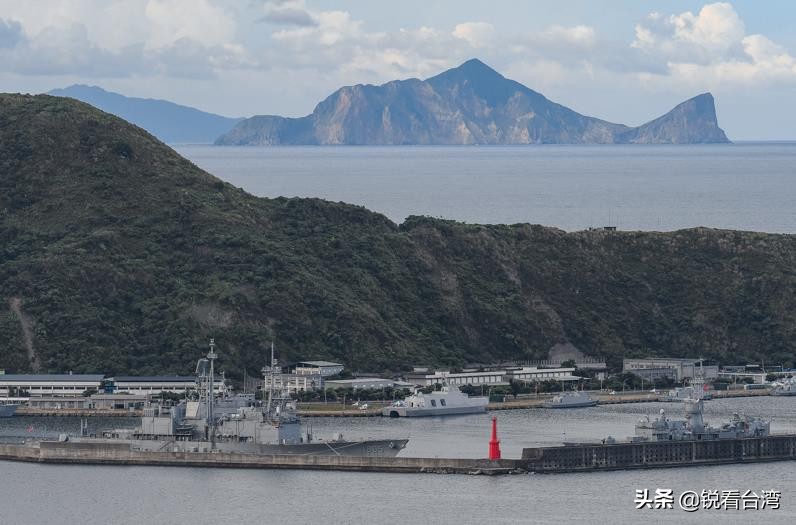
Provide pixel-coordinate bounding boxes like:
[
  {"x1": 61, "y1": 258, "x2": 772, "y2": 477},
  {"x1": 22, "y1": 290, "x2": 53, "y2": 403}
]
[
  {"x1": 216, "y1": 59, "x2": 730, "y2": 145},
  {"x1": 49, "y1": 85, "x2": 242, "y2": 144}
]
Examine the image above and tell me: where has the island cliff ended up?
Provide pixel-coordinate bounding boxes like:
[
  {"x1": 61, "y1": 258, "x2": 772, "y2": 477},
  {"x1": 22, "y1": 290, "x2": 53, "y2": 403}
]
[{"x1": 216, "y1": 59, "x2": 730, "y2": 145}]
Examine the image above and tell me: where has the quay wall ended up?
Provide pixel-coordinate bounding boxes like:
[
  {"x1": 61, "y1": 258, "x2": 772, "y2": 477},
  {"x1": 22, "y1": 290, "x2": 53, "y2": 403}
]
[
  {"x1": 521, "y1": 434, "x2": 796, "y2": 472},
  {"x1": 2, "y1": 434, "x2": 795, "y2": 475},
  {"x1": 0, "y1": 442, "x2": 519, "y2": 474}
]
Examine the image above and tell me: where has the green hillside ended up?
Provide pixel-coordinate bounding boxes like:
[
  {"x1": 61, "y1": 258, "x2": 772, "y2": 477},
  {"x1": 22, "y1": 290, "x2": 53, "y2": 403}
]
[{"x1": 1, "y1": 94, "x2": 795, "y2": 378}]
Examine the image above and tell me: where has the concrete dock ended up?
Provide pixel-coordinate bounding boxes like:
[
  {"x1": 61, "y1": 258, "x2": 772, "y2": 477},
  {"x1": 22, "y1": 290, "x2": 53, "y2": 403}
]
[
  {"x1": 0, "y1": 442, "x2": 520, "y2": 475},
  {"x1": 1, "y1": 432, "x2": 795, "y2": 475}
]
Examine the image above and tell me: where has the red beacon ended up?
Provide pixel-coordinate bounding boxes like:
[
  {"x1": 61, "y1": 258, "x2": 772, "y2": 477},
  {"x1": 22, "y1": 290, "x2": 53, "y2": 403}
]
[{"x1": 488, "y1": 416, "x2": 501, "y2": 460}]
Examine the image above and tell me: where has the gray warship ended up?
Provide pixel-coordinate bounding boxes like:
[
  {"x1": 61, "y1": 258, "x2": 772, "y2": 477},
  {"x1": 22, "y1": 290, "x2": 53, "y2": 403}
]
[
  {"x1": 71, "y1": 341, "x2": 408, "y2": 457},
  {"x1": 630, "y1": 391, "x2": 769, "y2": 442}
]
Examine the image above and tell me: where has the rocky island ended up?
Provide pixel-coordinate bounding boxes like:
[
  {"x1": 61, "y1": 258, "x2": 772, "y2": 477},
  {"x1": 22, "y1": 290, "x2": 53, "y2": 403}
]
[{"x1": 216, "y1": 59, "x2": 730, "y2": 146}]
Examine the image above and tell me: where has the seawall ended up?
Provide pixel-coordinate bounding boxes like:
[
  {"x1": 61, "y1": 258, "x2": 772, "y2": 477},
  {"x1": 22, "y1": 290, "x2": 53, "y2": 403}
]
[
  {"x1": 1, "y1": 434, "x2": 795, "y2": 475},
  {"x1": 0, "y1": 442, "x2": 520, "y2": 475}
]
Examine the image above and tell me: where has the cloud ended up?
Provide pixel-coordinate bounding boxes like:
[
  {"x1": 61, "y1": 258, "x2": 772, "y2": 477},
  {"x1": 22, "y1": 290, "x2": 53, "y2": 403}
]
[
  {"x1": 630, "y1": 2, "x2": 796, "y2": 86},
  {"x1": 452, "y1": 22, "x2": 494, "y2": 48},
  {"x1": 144, "y1": 0, "x2": 237, "y2": 49},
  {"x1": 258, "y1": 0, "x2": 317, "y2": 27},
  {"x1": 0, "y1": 18, "x2": 23, "y2": 48}
]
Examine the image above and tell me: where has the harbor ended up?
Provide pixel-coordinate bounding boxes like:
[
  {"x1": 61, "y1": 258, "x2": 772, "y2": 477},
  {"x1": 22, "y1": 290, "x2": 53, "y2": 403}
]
[{"x1": 10, "y1": 387, "x2": 773, "y2": 418}]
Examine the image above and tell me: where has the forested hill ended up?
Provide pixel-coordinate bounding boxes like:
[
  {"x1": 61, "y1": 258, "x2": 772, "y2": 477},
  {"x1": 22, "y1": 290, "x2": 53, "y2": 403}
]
[{"x1": 1, "y1": 93, "x2": 793, "y2": 379}]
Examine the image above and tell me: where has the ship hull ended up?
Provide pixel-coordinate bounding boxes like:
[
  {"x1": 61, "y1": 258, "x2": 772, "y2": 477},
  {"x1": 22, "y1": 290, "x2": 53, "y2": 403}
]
[
  {"x1": 382, "y1": 405, "x2": 487, "y2": 417},
  {"x1": 0, "y1": 405, "x2": 18, "y2": 418},
  {"x1": 542, "y1": 401, "x2": 597, "y2": 409},
  {"x1": 70, "y1": 437, "x2": 409, "y2": 458}
]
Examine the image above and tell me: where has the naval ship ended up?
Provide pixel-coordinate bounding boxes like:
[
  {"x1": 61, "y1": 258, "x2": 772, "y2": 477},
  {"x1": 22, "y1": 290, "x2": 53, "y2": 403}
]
[
  {"x1": 382, "y1": 384, "x2": 488, "y2": 417},
  {"x1": 542, "y1": 390, "x2": 597, "y2": 409},
  {"x1": 630, "y1": 389, "x2": 769, "y2": 442},
  {"x1": 65, "y1": 341, "x2": 409, "y2": 457}
]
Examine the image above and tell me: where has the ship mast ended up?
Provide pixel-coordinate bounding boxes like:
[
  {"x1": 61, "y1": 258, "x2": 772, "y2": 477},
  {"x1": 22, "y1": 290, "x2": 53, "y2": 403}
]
[
  {"x1": 207, "y1": 338, "x2": 217, "y2": 448},
  {"x1": 265, "y1": 341, "x2": 276, "y2": 419}
]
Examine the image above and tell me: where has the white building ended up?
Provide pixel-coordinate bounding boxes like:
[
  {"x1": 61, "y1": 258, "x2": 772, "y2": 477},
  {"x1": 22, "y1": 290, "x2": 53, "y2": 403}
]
[
  {"x1": 294, "y1": 361, "x2": 344, "y2": 377},
  {"x1": 0, "y1": 374, "x2": 104, "y2": 398},
  {"x1": 110, "y1": 376, "x2": 226, "y2": 396},
  {"x1": 261, "y1": 373, "x2": 323, "y2": 395},
  {"x1": 623, "y1": 358, "x2": 719, "y2": 381},
  {"x1": 504, "y1": 367, "x2": 580, "y2": 383},
  {"x1": 324, "y1": 378, "x2": 396, "y2": 390},
  {"x1": 403, "y1": 370, "x2": 508, "y2": 387}
]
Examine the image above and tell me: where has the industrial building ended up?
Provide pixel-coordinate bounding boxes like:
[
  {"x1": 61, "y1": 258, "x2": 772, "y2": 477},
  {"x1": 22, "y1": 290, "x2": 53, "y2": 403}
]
[
  {"x1": 503, "y1": 367, "x2": 580, "y2": 383},
  {"x1": 109, "y1": 376, "x2": 226, "y2": 396},
  {"x1": 403, "y1": 369, "x2": 508, "y2": 387},
  {"x1": 293, "y1": 361, "x2": 344, "y2": 377},
  {"x1": 403, "y1": 366, "x2": 579, "y2": 387},
  {"x1": 623, "y1": 358, "x2": 719, "y2": 381},
  {"x1": 88, "y1": 393, "x2": 149, "y2": 410},
  {"x1": 0, "y1": 374, "x2": 104, "y2": 398},
  {"x1": 260, "y1": 373, "x2": 324, "y2": 395},
  {"x1": 324, "y1": 378, "x2": 397, "y2": 390}
]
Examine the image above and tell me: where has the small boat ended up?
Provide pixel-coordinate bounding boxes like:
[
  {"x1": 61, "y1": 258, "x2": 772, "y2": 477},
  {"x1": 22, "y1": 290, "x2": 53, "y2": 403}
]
[
  {"x1": 661, "y1": 382, "x2": 712, "y2": 402},
  {"x1": 382, "y1": 384, "x2": 488, "y2": 417},
  {"x1": 542, "y1": 390, "x2": 597, "y2": 408}
]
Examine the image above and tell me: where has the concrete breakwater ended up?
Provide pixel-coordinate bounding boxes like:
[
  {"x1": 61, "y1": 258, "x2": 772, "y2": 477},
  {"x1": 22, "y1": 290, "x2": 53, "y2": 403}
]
[
  {"x1": 1, "y1": 434, "x2": 795, "y2": 475},
  {"x1": 522, "y1": 434, "x2": 796, "y2": 473},
  {"x1": 0, "y1": 442, "x2": 520, "y2": 475}
]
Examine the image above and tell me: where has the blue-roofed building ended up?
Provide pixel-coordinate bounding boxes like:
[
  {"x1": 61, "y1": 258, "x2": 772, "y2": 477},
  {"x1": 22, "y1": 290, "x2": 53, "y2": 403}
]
[{"x1": 0, "y1": 374, "x2": 104, "y2": 398}]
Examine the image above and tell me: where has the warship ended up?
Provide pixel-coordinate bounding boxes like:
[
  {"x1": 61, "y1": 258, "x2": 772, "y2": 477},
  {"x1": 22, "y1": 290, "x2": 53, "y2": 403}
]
[
  {"x1": 630, "y1": 390, "x2": 769, "y2": 442},
  {"x1": 542, "y1": 390, "x2": 597, "y2": 409},
  {"x1": 382, "y1": 384, "x2": 488, "y2": 417},
  {"x1": 63, "y1": 341, "x2": 409, "y2": 457}
]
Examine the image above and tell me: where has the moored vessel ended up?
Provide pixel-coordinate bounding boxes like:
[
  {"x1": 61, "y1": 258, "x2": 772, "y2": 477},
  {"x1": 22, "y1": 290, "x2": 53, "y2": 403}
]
[
  {"x1": 48, "y1": 341, "x2": 408, "y2": 457},
  {"x1": 382, "y1": 384, "x2": 488, "y2": 417},
  {"x1": 542, "y1": 390, "x2": 597, "y2": 409}
]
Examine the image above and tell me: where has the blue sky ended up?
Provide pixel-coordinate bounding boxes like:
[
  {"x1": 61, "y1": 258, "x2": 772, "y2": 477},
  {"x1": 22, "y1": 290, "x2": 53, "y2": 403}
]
[{"x1": 1, "y1": 1, "x2": 794, "y2": 139}]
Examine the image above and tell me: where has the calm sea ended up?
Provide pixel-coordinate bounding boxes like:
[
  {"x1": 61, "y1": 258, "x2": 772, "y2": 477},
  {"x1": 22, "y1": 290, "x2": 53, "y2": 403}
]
[
  {"x1": 1, "y1": 397, "x2": 795, "y2": 524},
  {"x1": 176, "y1": 143, "x2": 796, "y2": 233}
]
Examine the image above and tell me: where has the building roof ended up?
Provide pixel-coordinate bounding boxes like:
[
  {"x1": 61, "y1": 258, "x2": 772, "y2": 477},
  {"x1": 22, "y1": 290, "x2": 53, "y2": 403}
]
[
  {"x1": 0, "y1": 374, "x2": 104, "y2": 382},
  {"x1": 297, "y1": 361, "x2": 343, "y2": 368},
  {"x1": 325, "y1": 378, "x2": 393, "y2": 385},
  {"x1": 112, "y1": 376, "x2": 197, "y2": 383}
]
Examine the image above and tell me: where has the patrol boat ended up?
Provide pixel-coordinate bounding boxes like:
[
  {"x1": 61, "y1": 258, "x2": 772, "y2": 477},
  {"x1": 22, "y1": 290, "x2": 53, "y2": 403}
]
[
  {"x1": 542, "y1": 390, "x2": 597, "y2": 409},
  {"x1": 631, "y1": 392, "x2": 769, "y2": 442},
  {"x1": 382, "y1": 384, "x2": 488, "y2": 417},
  {"x1": 73, "y1": 341, "x2": 409, "y2": 457}
]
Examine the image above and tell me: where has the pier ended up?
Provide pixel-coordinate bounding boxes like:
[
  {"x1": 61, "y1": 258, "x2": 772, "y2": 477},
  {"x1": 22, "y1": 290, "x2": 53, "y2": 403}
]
[{"x1": 1, "y1": 433, "x2": 795, "y2": 475}]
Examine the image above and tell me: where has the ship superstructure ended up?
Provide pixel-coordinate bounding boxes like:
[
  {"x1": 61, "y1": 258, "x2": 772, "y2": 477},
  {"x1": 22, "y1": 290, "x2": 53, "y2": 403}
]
[
  {"x1": 632, "y1": 394, "x2": 769, "y2": 442},
  {"x1": 382, "y1": 384, "x2": 488, "y2": 417},
  {"x1": 90, "y1": 341, "x2": 408, "y2": 457}
]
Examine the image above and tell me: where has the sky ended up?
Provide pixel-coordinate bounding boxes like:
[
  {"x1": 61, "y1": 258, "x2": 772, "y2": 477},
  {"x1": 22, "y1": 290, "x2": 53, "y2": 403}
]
[{"x1": 0, "y1": 1, "x2": 795, "y2": 139}]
